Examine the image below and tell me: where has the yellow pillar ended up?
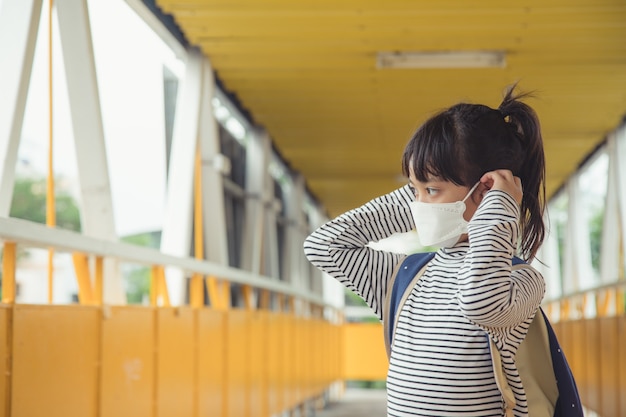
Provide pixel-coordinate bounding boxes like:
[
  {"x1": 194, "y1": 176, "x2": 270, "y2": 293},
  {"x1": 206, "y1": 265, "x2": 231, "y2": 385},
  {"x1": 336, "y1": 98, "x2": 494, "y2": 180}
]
[
  {"x1": 72, "y1": 253, "x2": 94, "y2": 305},
  {"x1": 2, "y1": 242, "x2": 17, "y2": 303}
]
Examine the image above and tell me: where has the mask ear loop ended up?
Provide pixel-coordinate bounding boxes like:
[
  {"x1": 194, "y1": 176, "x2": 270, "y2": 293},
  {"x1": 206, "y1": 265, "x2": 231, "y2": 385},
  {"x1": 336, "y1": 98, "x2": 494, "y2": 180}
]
[{"x1": 462, "y1": 182, "x2": 482, "y2": 203}]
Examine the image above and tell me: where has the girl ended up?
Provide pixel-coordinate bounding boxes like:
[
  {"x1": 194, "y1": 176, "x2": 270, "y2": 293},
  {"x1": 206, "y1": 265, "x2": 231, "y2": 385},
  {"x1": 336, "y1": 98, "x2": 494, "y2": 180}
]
[{"x1": 304, "y1": 86, "x2": 546, "y2": 417}]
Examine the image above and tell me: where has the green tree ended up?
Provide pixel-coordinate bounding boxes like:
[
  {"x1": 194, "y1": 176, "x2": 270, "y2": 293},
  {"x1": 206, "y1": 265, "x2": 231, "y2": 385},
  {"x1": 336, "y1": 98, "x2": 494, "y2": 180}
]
[
  {"x1": 589, "y1": 206, "x2": 603, "y2": 275},
  {"x1": 121, "y1": 232, "x2": 159, "y2": 304},
  {"x1": 1, "y1": 177, "x2": 82, "y2": 298},
  {"x1": 9, "y1": 177, "x2": 81, "y2": 231},
  {"x1": 124, "y1": 265, "x2": 151, "y2": 304},
  {"x1": 345, "y1": 288, "x2": 368, "y2": 307}
]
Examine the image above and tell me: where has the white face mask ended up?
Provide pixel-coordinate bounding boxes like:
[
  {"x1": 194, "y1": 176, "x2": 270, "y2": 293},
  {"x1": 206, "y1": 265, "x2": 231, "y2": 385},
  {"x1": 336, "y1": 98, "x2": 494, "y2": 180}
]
[{"x1": 408, "y1": 182, "x2": 481, "y2": 248}]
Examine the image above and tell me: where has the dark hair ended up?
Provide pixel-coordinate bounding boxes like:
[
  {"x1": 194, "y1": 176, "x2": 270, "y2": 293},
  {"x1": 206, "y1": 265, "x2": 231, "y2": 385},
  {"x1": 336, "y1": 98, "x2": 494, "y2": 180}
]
[{"x1": 401, "y1": 84, "x2": 546, "y2": 261}]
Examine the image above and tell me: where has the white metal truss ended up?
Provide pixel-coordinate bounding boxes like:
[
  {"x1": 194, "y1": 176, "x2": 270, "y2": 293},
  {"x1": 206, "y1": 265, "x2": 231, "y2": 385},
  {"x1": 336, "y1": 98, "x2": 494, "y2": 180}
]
[
  {"x1": 241, "y1": 129, "x2": 279, "y2": 279},
  {"x1": 160, "y1": 49, "x2": 203, "y2": 305},
  {"x1": 199, "y1": 59, "x2": 229, "y2": 266},
  {"x1": 282, "y1": 174, "x2": 312, "y2": 294},
  {"x1": 55, "y1": 0, "x2": 124, "y2": 303},
  {"x1": 616, "y1": 127, "x2": 626, "y2": 272},
  {"x1": 601, "y1": 125, "x2": 626, "y2": 283},
  {"x1": 282, "y1": 175, "x2": 303, "y2": 287},
  {"x1": 160, "y1": 50, "x2": 231, "y2": 305},
  {"x1": 261, "y1": 137, "x2": 280, "y2": 281},
  {"x1": 122, "y1": 0, "x2": 186, "y2": 60},
  {"x1": 0, "y1": 0, "x2": 42, "y2": 217},
  {"x1": 601, "y1": 133, "x2": 620, "y2": 284}
]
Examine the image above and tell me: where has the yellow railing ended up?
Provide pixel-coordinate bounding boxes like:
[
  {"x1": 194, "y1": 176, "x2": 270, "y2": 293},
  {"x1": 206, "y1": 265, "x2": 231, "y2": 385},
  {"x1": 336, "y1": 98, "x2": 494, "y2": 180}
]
[
  {"x1": 4, "y1": 215, "x2": 625, "y2": 416},
  {"x1": 543, "y1": 286, "x2": 626, "y2": 417},
  {"x1": 0, "y1": 303, "x2": 341, "y2": 417},
  {"x1": 0, "y1": 217, "x2": 343, "y2": 417},
  {"x1": 550, "y1": 315, "x2": 626, "y2": 417}
]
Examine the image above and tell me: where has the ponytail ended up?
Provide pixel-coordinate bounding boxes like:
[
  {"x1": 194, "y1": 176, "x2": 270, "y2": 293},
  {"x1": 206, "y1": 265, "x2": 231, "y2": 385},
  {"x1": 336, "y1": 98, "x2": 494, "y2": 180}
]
[{"x1": 498, "y1": 85, "x2": 546, "y2": 261}]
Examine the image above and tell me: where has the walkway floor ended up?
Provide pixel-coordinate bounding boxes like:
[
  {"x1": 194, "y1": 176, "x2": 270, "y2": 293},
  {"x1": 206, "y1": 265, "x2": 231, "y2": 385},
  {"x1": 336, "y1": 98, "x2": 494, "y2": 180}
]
[
  {"x1": 313, "y1": 390, "x2": 601, "y2": 417},
  {"x1": 315, "y1": 389, "x2": 387, "y2": 417}
]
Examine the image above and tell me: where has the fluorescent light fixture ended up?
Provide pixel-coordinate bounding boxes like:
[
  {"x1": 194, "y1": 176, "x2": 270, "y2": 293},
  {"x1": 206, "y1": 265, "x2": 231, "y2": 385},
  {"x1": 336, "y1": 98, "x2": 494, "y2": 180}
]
[{"x1": 377, "y1": 50, "x2": 506, "y2": 69}]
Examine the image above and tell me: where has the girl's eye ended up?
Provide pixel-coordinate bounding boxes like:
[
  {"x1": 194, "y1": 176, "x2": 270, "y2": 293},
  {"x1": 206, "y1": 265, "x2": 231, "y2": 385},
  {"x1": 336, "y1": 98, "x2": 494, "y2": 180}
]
[
  {"x1": 426, "y1": 188, "x2": 438, "y2": 195},
  {"x1": 408, "y1": 184, "x2": 417, "y2": 196}
]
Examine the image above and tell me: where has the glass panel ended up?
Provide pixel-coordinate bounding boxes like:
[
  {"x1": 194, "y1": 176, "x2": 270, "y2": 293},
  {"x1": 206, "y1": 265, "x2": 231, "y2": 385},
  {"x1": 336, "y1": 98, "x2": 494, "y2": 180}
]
[
  {"x1": 220, "y1": 125, "x2": 246, "y2": 268},
  {"x1": 87, "y1": 0, "x2": 184, "y2": 238},
  {"x1": 548, "y1": 190, "x2": 568, "y2": 295},
  {"x1": 578, "y1": 150, "x2": 608, "y2": 282}
]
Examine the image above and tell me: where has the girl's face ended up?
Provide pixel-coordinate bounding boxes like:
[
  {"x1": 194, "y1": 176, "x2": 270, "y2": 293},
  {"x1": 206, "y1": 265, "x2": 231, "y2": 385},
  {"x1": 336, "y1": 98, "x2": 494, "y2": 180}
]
[{"x1": 408, "y1": 166, "x2": 483, "y2": 223}]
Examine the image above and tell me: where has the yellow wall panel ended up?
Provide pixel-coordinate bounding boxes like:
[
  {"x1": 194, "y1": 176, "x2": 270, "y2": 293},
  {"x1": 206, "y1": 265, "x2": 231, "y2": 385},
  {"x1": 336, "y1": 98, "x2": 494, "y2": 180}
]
[
  {"x1": 227, "y1": 310, "x2": 250, "y2": 417},
  {"x1": 198, "y1": 309, "x2": 226, "y2": 417},
  {"x1": 156, "y1": 308, "x2": 195, "y2": 417},
  {"x1": 312, "y1": 320, "x2": 322, "y2": 393},
  {"x1": 324, "y1": 323, "x2": 331, "y2": 386},
  {"x1": 287, "y1": 315, "x2": 301, "y2": 408},
  {"x1": 570, "y1": 320, "x2": 588, "y2": 403},
  {"x1": 299, "y1": 317, "x2": 309, "y2": 402},
  {"x1": 281, "y1": 314, "x2": 296, "y2": 410},
  {"x1": 291, "y1": 317, "x2": 301, "y2": 405},
  {"x1": 599, "y1": 317, "x2": 619, "y2": 417},
  {"x1": 0, "y1": 305, "x2": 10, "y2": 417},
  {"x1": 248, "y1": 311, "x2": 268, "y2": 417},
  {"x1": 341, "y1": 323, "x2": 387, "y2": 381},
  {"x1": 332, "y1": 325, "x2": 343, "y2": 380},
  {"x1": 615, "y1": 316, "x2": 626, "y2": 416},
  {"x1": 303, "y1": 320, "x2": 314, "y2": 398},
  {"x1": 265, "y1": 313, "x2": 283, "y2": 415},
  {"x1": 584, "y1": 319, "x2": 601, "y2": 412},
  {"x1": 100, "y1": 306, "x2": 156, "y2": 417},
  {"x1": 12, "y1": 305, "x2": 99, "y2": 417}
]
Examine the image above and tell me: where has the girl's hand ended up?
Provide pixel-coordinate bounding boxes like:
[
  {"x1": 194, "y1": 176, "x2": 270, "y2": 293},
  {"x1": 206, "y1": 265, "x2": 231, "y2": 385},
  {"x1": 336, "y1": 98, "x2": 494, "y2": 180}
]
[{"x1": 480, "y1": 170, "x2": 523, "y2": 205}]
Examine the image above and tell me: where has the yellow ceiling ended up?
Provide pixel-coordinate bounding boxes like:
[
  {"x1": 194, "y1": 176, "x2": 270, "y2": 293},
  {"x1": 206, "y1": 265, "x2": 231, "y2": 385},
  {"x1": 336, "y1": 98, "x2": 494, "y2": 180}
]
[{"x1": 157, "y1": 0, "x2": 626, "y2": 217}]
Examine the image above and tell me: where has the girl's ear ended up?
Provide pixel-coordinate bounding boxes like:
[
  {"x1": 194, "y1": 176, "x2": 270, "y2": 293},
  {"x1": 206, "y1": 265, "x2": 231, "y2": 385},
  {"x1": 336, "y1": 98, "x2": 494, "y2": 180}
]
[{"x1": 476, "y1": 182, "x2": 490, "y2": 202}]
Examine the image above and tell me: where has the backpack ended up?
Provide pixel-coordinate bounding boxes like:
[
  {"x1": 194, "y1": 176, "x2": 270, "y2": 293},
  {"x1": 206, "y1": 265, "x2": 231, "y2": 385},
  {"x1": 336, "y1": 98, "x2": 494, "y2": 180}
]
[{"x1": 382, "y1": 252, "x2": 583, "y2": 417}]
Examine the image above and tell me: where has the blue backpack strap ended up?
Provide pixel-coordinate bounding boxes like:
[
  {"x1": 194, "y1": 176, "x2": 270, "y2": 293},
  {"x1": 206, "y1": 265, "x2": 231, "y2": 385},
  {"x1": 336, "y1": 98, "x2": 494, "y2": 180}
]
[
  {"x1": 539, "y1": 308, "x2": 583, "y2": 417},
  {"x1": 387, "y1": 252, "x2": 436, "y2": 346},
  {"x1": 511, "y1": 257, "x2": 583, "y2": 416},
  {"x1": 390, "y1": 254, "x2": 524, "y2": 348}
]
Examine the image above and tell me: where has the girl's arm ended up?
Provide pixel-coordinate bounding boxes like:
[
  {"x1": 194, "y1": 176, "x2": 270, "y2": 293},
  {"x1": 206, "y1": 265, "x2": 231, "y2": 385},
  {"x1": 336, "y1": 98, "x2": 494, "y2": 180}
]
[
  {"x1": 303, "y1": 185, "x2": 415, "y2": 319},
  {"x1": 458, "y1": 190, "x2": 545, "y2": 329}
]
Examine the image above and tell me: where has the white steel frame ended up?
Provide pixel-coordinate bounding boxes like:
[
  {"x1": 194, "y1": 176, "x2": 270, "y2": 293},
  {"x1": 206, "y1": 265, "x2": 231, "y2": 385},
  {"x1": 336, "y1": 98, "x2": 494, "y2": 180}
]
[
  {"x1": 0, "y1": 216, "x2": 328, "y2": 306},
  {"x1": 160, "y1": 49, "x2": 203, "y2": 305},
  {"x1": 56, "y1": 0, "x2": 124, "y2": 303},
  {"x1": 0, "y1": 0, "x2": 43, "y2": 217}
]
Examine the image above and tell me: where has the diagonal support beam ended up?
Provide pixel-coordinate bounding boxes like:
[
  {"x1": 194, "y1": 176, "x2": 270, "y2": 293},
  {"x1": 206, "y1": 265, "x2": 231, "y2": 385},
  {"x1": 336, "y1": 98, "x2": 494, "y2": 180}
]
[
  {"x1": 160, "y1": 49, "x2": 203, "y2": 305},
  {"x1": 0, "y1": 0, "x2": 43, "y2": 217},
  {"x1": 199, "y1": 59, "x2": 229, "y2": 266},
  {"x1": 56, "y1": 0, "x2": 123, "y2": 303}
]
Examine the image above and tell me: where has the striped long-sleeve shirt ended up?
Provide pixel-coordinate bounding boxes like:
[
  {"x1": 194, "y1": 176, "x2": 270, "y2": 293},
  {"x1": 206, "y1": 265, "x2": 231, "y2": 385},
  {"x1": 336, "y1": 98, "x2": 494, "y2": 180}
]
[{"x1": 303, "y1": 185, "x2": 545, "y2": 417}]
